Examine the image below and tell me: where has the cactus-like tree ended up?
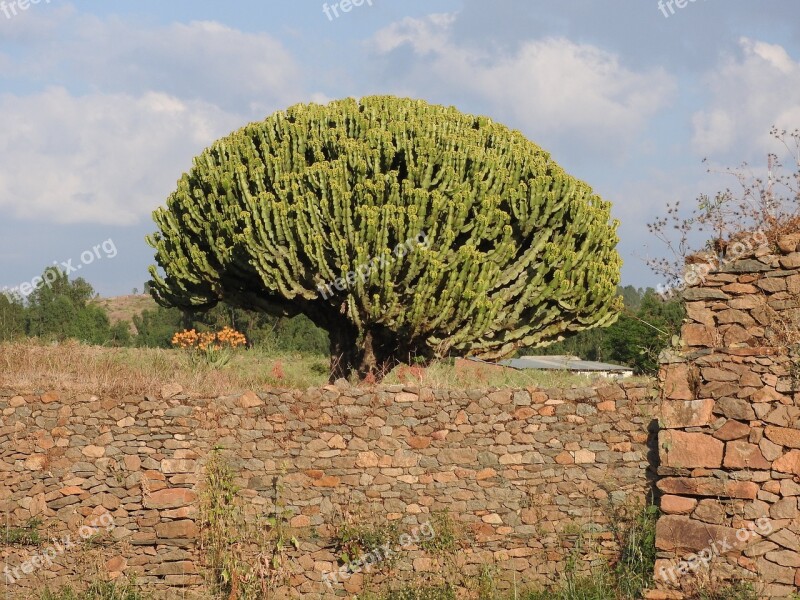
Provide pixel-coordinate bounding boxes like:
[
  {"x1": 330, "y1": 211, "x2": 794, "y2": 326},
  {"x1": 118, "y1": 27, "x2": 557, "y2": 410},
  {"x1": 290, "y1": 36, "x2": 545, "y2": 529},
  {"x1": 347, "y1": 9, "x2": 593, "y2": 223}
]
[{"x1": 147, "y1": 96, "x2": 622, "y2": 379}]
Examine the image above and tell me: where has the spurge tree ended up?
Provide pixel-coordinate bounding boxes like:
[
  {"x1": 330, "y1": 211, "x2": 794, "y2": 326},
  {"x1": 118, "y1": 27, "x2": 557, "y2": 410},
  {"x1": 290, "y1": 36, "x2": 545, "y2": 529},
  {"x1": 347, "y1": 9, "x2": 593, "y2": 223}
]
[{"x1": 147, "y1": 96, "x2": 622, "y2": 380}]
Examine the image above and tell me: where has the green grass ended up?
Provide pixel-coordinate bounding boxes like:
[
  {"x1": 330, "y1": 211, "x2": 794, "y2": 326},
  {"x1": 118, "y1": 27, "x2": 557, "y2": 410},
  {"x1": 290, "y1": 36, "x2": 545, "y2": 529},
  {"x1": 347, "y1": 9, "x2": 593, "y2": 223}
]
[
  {"x1": 39, "y1": 578, "x2": 148, "y2": 600},
  {"x1": 509, "y1": 501, "x2": 659, "y2": 600},
  {"x1": 695, "y1": 582, "x2": 759, "y2": 600},
  {"x1": 521, "y1": 571, "x2": 617, "y2": 600},
  {"x1": 2, "y1": 518, "x2": 42, "y2": 545}
]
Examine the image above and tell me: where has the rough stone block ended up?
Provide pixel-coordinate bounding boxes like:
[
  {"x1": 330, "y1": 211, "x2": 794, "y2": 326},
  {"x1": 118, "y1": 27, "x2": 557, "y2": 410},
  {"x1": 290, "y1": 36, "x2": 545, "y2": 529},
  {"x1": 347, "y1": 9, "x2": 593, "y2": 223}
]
[
  {"x1": 655, "y1": 515, "x2": 737, "y2": 553},
  {"x1": 657, "y1": 477, "x2": 758, "y2": 499},
  {"x1": 661, "y1": 399, "x2": 714, "y2": 428},
  {"x1": 723, "y1": 440, "x2": 771, "y2": 470},
  {"x1": 660, "y1": 431, "x2": 723, "y2": 468}
]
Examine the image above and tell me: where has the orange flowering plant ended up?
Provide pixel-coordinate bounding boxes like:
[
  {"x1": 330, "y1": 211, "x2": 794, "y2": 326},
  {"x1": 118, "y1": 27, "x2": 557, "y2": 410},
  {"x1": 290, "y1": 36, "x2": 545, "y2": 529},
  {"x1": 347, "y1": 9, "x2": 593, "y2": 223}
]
[{"x1": 171, "y1": 326, "x2": 247, "y2": 367}]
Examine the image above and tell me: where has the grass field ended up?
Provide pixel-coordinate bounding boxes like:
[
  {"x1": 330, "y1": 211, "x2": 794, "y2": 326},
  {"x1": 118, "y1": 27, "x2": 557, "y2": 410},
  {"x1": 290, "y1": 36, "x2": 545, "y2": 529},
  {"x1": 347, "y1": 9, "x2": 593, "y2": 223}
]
[
  {"x1": 91, "y1": 294, "x2": 158, "y2": 332},
  {"x1": 0, "y1": 339, "x2": 649, "y2": 396}
]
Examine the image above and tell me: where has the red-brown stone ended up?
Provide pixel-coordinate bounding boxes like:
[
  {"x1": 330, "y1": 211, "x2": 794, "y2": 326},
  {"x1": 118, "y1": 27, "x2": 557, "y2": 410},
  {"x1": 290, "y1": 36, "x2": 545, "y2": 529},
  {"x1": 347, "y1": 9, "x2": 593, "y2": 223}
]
[
  {"x1": 156, "y1": 519, "x2": 198, "y2": 539},
  {"x1": 143, "y1": 488, "x2": 197, "y2": 509},
  {"x1": 723, "y1": 440, "x2": 771, "y2": 470},
  {"x1": 314, "y1": 476, "x2": 340, "y2": 487},
  {"x1": 660, "y1": 495, "x2": 697, "y2": 515},
  {"x1": 659, "y1": 431, "x2": 723, "y2": 468},
  {"x1": 765, "y1": 426, "x2": 800, "y2": 449},
  {"x1": 712, "y1": 420, "x2": 751, "y2": 441},
  {"x1": 773, "y1": 450, "x2": 800, "y2": 475},
  {"x1": 657, "y1": 477, "x2": 758, "y2": 499},
  {"x1": 661, "y1": 399, "x2": 714, "y2": 428},
  {"x1": 661, "y1": 363, "x2": 693, "y2": 400},
  {"x1": 407, "y1": 436, "x2": 431, "y2": 449},
  {"x1": 655, "y1": 515, "x2": 739, "y2": 553},
  {"x1": 682, "y1": 323, "x2": 714, "y2": 347}
]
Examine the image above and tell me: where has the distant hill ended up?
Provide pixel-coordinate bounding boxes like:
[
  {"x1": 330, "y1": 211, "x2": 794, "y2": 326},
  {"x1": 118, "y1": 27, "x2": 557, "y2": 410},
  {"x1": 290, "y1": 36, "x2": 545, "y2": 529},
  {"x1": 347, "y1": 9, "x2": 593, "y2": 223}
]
[{"x1": 92, "y1": 295, "x2": 158, "y2": 329}]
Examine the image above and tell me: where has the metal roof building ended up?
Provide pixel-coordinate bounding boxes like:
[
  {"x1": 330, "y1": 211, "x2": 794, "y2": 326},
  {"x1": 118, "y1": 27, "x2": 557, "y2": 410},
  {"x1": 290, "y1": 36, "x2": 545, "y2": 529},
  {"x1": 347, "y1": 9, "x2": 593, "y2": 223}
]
[{"x1": 488, "y1": 355, "x2": 635, "y2": 378}]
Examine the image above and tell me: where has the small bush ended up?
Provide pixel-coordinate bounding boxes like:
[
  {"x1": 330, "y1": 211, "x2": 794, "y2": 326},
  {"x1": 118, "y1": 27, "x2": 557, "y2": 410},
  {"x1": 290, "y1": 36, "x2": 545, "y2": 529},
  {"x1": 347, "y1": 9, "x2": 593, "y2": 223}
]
[
  {"x1": 40, "y1": 577, "x2": 147, "y2": 600},
  {"x1": 335, "y1": 518, "x2": 400, "y2": 567},
  {"x1": 696, "y1": 581, "x2": 759, "y2": 600},
  {"x1": 3, "y1": 518, "x2": 42, "y2": 545},
  {"x1": 419, "y1": 511, "x2": 459, "y2": 555},
  {"x1": 361, "y1": 583, "x2": 457, "y2": 600}
]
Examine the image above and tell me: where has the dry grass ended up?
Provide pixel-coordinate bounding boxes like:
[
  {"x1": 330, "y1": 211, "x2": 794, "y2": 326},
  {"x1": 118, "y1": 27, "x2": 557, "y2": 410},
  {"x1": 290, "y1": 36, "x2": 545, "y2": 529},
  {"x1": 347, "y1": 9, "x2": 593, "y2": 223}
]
[
  {"x1": 0, "y1": 340, "x2": 649, "y2": 398},
  {"x1": 0, "y1": 340, "x2": 328, "y2": 397},
  {"x1": 91, "y1": 294, "x2": 158, "y2": 328}
]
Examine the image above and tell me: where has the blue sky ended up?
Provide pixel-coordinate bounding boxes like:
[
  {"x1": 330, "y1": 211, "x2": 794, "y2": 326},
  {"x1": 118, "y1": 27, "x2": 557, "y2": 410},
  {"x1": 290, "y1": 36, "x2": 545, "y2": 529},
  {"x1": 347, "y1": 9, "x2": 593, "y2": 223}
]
[{"x1": 1, "y1": 0, "x2": 799, "y2": 297}]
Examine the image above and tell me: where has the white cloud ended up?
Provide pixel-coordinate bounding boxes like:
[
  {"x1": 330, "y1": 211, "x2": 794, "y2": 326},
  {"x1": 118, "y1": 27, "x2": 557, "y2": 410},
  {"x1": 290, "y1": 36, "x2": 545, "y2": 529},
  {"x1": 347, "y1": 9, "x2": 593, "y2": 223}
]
[
  {"x1": 12, "y1": 15, "x2": 310, "y2": 115},
  {"x1": 0, "y1": 87, "x2": 240, "y2": 225},
  {"x1": 371, "y1": 14, "x2": 676, "y2": 158},
  {"x1": 372, "y1": 13, "x2": 456, "y2": 55},
  {"x1": 692, "y1": 38, "x2": 800, "y2": 157},
  {"x1": 0, "y1": 12, "x2": 322, "y2": 226}
]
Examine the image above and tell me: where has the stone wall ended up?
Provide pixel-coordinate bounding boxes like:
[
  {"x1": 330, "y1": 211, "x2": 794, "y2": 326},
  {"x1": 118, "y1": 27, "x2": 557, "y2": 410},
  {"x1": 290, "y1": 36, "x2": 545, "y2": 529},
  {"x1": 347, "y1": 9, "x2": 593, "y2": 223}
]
[
  {"x1": 0, "y1": 381, "x2": 657, "y2": 599},
  {"x1": 651, "y1": 232, "x2": 800, "y2": 599}
]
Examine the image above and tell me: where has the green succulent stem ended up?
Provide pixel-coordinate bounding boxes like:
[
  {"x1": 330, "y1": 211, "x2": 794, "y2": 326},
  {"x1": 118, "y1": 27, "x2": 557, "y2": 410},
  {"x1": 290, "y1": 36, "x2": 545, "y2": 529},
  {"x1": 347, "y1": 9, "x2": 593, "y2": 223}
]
[{"x1": 147, "y1": 96, "x2": 622, "y2": 380}]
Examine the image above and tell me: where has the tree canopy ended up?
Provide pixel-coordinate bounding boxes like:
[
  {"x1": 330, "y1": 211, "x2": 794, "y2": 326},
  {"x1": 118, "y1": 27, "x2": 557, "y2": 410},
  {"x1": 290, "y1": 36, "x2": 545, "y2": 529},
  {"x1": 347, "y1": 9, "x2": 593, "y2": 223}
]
[{"x1": 147, "y1": 96, "x2": 622, "y2": 378}]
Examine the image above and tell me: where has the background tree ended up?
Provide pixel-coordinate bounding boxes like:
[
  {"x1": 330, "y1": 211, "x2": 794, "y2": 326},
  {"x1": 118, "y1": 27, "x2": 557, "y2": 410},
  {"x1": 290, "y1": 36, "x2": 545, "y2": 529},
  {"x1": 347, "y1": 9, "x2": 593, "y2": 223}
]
[
  {"x1": 24, "y1": 267, "x2": 123, "y2": 345},
  {"x1": 602, "y1": 291, "x2": 684, "y2": 373},
  {"x1": 0, "y1": 293, "x2": 25, "y2": 341},
  {"x1": 147, "y1": 96, "x2": 623, "y2": 379},
  {"x1": 537, "y1": 287, "x2": 684, "y2": 374},
  {"x1": 132, "y1": 306, "x2": 187, "y2": 348}
]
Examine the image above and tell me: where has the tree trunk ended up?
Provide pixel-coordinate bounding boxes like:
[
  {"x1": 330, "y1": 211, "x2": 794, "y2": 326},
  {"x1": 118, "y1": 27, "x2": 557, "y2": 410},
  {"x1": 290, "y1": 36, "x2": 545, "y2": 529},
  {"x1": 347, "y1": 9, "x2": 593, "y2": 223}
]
[
  {"x1": 358, "y1": 328, "x2": 397, "y2": 380},
  {"x1": 327, "y1": 324, "x2": 429, "y2": 383},
  {"x1": 328, "y1": 322, "x2": 360, "y2": 382}
]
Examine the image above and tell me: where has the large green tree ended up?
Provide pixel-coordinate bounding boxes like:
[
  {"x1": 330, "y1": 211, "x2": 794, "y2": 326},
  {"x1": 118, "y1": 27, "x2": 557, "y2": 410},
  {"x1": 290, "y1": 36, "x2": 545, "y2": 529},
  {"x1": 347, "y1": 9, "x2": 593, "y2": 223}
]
[
  {"x1": 23, "y1": 267, "x2": 129, "y2": 346},
  {"x1": 147, "y1": 96, "x2": 622, "y2": 378},
  {"x1": 0, "y1": 293, "x2": 25, "y2": 341}
]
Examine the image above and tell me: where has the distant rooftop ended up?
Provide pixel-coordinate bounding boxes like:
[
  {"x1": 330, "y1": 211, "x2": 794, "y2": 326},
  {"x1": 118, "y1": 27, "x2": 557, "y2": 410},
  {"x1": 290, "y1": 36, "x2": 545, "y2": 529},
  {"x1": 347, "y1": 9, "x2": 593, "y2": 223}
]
[{"x1": 472, "y1": 355, "x2": 634, "y2": 373}]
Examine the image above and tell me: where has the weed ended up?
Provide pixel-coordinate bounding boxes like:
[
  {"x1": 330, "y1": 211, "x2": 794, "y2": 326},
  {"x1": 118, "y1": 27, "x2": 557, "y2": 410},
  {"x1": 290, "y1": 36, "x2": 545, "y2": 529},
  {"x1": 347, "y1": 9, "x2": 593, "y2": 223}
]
[
  {"x1": 3, "y1": 517, "x2": 42, "y2": 545},
  {"x1": 198, "y1": 451, "x2": 298, "y2": 599},
  {"x1": 607, "y1": 501, "x2": 659, "y2": 599},
  {"x1": 359, "y1": 583, "x2": 457, "y2": 600},
  {"x1": 519, "y1": 499, "x2": 659, "y2": 600},
  {"x1": 39, "y1": 577, "x2": 148, "y2": 600},
  {"x1": 696, "y1": 581, "x2": 759, "y2": 600},
  {"x1": 419, "y1": 511, "x2": 458, "y2": 555},
  {"x1": 476, "y1": 566, "x2": 497, "y2": 600},
  {"x1": 198, "y1": 448, "x2": 243, "y2": 597},
  {"x1": 334, "y1": 514, "x2": 399, "y2": 567}
]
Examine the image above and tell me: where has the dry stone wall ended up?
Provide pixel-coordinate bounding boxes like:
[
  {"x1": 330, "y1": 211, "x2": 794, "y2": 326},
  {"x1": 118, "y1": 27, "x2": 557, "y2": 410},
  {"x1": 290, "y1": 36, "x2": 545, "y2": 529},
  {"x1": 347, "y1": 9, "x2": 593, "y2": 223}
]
[
  {"x1": 650, "y1": 232, "x2": 800, "y2": 599},
  {"x1": 0, "y1": 381, "x2": 657, "y2": 599}
]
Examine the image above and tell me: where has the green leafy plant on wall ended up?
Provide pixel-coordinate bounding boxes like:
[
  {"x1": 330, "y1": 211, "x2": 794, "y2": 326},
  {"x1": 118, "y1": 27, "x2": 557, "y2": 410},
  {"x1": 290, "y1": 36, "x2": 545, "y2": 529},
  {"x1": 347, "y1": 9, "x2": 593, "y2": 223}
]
[
  {"x1": 198, "y1": 450, "x2": 299, "y2": 599},
  {"x1": 2, "y1": 517, "x2": 42, "y2": 546},
  {"x1": 334, "y1": 510, "x2": 400, "y2": 568}
]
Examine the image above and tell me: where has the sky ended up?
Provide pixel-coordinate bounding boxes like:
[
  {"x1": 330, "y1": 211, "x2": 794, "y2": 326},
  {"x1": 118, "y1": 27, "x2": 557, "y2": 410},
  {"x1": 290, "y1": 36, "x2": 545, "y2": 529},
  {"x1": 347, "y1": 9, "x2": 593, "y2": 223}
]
[{"x1": 0, "y1": 0, "x2": 799, "y2": 298}]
